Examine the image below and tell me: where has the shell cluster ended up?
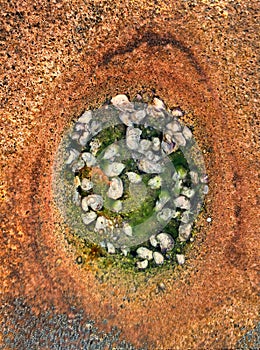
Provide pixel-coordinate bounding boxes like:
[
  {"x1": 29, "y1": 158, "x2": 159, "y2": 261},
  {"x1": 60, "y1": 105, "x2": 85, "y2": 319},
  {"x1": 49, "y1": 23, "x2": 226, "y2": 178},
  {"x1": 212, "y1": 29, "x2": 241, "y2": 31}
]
[{"x1": 64, "y1": 95, "x2": 208, "y2": 269}]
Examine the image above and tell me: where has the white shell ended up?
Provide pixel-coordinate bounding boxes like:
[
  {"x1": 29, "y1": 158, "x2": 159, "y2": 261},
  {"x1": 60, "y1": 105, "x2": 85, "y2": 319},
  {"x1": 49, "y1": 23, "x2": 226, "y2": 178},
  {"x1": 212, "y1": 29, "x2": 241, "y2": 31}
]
[
  {"x1": 94, "y1": 216, "x2": 107, "y2": 232},
  {"x1": 107, "y1": 177, "x2": 123, "y2": 200},
  {"x1": 86, "y1": 194, "x2": 103, "y2": 211}
]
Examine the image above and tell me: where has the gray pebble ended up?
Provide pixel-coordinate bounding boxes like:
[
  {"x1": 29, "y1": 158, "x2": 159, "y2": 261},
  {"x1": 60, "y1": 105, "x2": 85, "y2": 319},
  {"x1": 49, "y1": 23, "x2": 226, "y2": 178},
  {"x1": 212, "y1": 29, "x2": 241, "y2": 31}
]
[{"x1": 82, "y1": 211, "x2": 97, "y2": 225}]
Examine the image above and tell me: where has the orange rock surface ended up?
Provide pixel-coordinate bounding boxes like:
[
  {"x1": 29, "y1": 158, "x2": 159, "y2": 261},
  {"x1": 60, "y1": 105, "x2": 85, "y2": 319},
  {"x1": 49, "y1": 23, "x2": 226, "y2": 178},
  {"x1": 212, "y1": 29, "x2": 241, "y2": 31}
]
[{"x1": 1, "y1": 1, "x2": 259, "y2": 349}]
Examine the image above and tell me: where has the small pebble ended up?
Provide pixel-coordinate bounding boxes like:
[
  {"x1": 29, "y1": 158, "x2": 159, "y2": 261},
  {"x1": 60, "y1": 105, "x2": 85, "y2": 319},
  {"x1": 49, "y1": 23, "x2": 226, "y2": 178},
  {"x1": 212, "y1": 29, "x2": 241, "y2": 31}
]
[
  {"x1": 136, "y1": 259, "x2": 148, "y2": 269},
  {"x1": 176, "y1": 254, "x2": 185, "y2": 265},
  {"x1": 156, "y1": 233, "x2": 175, "y2": 253},
  {"x1": 153, "y1": 252, "x2": 164, "y2": 265},
  {"x1": 206, "y1": 217, "x2": 212, "y2": 223},
  {"x1": 107, "y1": 242, "x2": 116, "y2": 254},
  {"x1": 136, "y1": 247, "x2": 153, "y2": 261}
]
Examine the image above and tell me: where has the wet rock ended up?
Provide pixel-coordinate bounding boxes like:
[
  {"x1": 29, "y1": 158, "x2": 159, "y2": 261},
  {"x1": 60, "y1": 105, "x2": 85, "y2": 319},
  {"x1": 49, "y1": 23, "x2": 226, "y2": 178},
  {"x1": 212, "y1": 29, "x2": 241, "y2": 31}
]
[
  {"x1": 66, "y1": 149, "x2": 80, "y2": 165},
  {"x1": 110, "y1": 200, "x2": 122, "y2": 213},
  {"x1": 182, "y1": 125, "x2": 192, "y2": 140},
  {"x1": 161, "y1": 140, "x2": 175, "y2": 155},
  {"x1": 126, "y1": 127, "x2": 142, "y2": 150},
  {"x1": 107, "y1": 177, "x2": 123, "y2": 200},
  {"x1": 71, "y1": 159, "x2": 85, "y2": 172},
  {"x1": 86, "y1": 194, "x2": 103, "y2": 211},
  {"x1": 176, "y1": 165, "x2": 188, "y2": 179},
  {"x1": 126, "y1": 172, "x2": 142, "y2": 184},
  {"x1": 122, "y1": 223, "x2": 133, "y2": 237},
  {"x1": 103, "y1": 144, "x2": 119, "y2": 160},
  {"x1": 153, "y1": 252, "x2": 164, "y2": 265},
  {"x1": 174, "y1": 196, "x2": 191, "y2": 210},
  {"x1": 73, "y1": 190, "x2": 81, "y2": 206},
  {"x1": 157, "y1": 208, "x2": 174, "y2": 222},
  {"x1": 81, "y1": 178, "x2": 93, "y2": 191},
  {"x1": 131, "y1": 109, "x2": 146, "y2": 123},
  {"x1": 90, "y1": 120, "x2": 101, "y2": 134},
  {"x1": 145, "y1": 150, "x2": 161, "y2": 162},
  {"x1": 176, "y1": 254, "x2": 185, "y2": 265},
  {"x1": 172, "y1": 132, "x2": 186, "y2": 147},
  {"x1": 139, "y1": 139, "x2": 152, "y2": 153},
  {"x1": 155, "y1": 191, "x2": 171, "y2": 211},
  {"x1": 156, "y1": 233, "x2": 175, "y2": 252},
  {"x1": 148, "y1": 176, "x2": 162, "y2": 189},
  {"x1": 136, "y1": 260, "x2": 148, "y2": 269},
  {"x1": 75, "y1": 123, "x2": 85, "y2": 132},
  {"x1": 107, "y1": 242, "x2": 116, "y2": 254},
  {"x1": 81, "y1": 197, "x2": 89, "y2": 211},
  {"x1": 180, "y1": 211, "x2": 192, "y2": 224},
  {"x1": 152, "y1": 137, "x2": 161, "y2": 151},
  {"x1": 166, "y1": 120, "x2": 181, "y2": 133},
  {"x1": 178, "y1": 223, "x2": 192, "y2": 242},
  {"x1": 181, "y1": 187, "x2": 195, "y2": 198},
  {"x1": 119, "y1": 112, "x2": 133, "y2": 127},
  {"x1": 190, "y1": 171, "x2": 199, "y2": 185},
  {"x1": 138, "y1": 159, "x2": 163, "y2": 174},
  {"x1": 103, "y1": 162, "x2": 125, "y2": 177},
  {"x1": 81, "y1": 152, "x2": 96, "y2": 167},
  {"x1": 82, "y1": 211, "x2": 97, "y2": 225},
  {"x1": 79, "y1": 131, "x2": 90, "y2": 146},
  {"x1": 78, "y1": 110, "x2": 92, "y2": 124},
  {"x1": 136, "y1": 247, "x2": 153, "y2": 260},
  {"x1": 71, "y1": 131, "x2": 81, "y2": 141},
  {"x1": 89, "y1": 139, "x2": 101, "y2": 155},
  {"x1": 149, "y1": 234, "x2": 158, "y2": 247}
]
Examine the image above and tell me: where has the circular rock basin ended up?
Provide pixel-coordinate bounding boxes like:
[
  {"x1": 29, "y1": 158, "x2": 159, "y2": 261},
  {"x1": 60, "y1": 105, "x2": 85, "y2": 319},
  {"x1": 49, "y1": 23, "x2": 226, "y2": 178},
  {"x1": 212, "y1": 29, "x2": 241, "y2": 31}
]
[{"x1": 53, "y1": 94, "x2": 208, "y2": 272}]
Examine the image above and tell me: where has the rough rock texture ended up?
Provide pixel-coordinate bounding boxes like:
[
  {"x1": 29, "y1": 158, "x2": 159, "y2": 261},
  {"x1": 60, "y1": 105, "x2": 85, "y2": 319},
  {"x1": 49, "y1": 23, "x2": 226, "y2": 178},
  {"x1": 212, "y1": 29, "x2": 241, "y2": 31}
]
[{"x1": 0, "y1": 1, "x2": 259, "y2": 349}]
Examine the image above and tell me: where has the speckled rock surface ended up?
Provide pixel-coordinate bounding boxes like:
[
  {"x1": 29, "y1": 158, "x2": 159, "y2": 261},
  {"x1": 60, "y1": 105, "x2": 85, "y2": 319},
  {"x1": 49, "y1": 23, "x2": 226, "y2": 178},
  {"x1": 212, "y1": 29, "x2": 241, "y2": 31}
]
[{"x1": 0, "y1": 1, "x2": 259, "y2": 349}]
